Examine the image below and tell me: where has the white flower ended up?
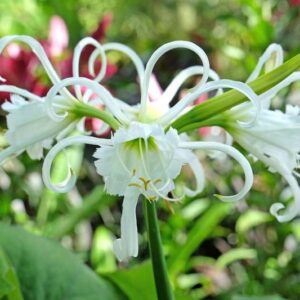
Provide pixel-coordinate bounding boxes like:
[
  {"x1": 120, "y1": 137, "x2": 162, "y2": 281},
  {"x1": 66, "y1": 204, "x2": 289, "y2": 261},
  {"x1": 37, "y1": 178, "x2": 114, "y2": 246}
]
[
  {"x1": 1, "y1": 94, "x2": 76, "y2": 161},
  {"x1": 0, "y1": 35, "x2": 126, "y2": 162},
  {"x1": 46, "y1": 40, "x2": 260, "y2": 261},
  {"x1": 0, "y1": 37, "x2": 257, "y2": 261},
  {"x1": 43, "y1": 122, "x2": 253, "y2": 262},
  {"x1": 224, "y1": 43, "x2": 300, "y2": 222},
  {"x1": 39, "y1": 41, "x2": 258, "y2": 262}
]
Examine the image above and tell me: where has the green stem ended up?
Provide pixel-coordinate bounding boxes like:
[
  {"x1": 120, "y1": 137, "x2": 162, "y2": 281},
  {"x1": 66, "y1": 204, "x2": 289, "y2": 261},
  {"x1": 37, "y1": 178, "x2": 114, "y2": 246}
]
[
  {"x1": 69, "y1": 101, "x2": 121, "y2": 130},
  {"x1": 144, "y1": 200, "x2": 174, "y2": 300},
  {"x1": 170, "y1": 54, "x2": 300, "y2": 132}
]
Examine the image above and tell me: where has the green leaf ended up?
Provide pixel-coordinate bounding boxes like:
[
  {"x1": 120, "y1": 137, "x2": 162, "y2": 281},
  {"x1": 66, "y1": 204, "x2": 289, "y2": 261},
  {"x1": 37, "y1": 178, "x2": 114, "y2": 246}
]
[
  {"x1": 216, "y1": 248, "x2": 257, "y2": 269},
  {"x1": 105, "y1": 261, "x2": 194, "y2": 300},
  {"x1": 43, "y1": 186, "x2": 117, "y2": 239},
  {"x1": 0, "y1": 247, "x2": 23, "y2": 300},
  {"x1": 0, "y1": 223, "x2": 126, "y2": 300},
  {"x1": 168, "y1": 202, "x2": 231, "y2": 276},
  {"x1": 105, "y1": 261, "x2": 157, "y2": 300},
  {"x1": 91, "y1": 226, "x2": 117, "y2": 274},
  {"x1": 236, "y1": 209, "x2": 273, "y2": 234}
]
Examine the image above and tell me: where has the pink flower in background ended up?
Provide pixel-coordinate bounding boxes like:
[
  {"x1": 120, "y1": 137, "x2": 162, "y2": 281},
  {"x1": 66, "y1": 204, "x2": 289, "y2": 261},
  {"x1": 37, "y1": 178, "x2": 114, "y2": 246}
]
[
  {"x1": 0, "y1": 44, "x2": 47, "y2": 101},
  {"x1": 290, "y1": 0, "x2": 300, "y2": 6}
]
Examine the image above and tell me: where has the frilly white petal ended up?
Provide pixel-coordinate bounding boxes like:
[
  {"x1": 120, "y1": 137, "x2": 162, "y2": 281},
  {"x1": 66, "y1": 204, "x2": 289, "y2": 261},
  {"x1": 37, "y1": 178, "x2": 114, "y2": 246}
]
[
  {"x1": 113, "y1": 188, "x2": 140, "y2": 262},
  {"x1": 179, "y1": 141, "x2": 253, "y2": 202}
]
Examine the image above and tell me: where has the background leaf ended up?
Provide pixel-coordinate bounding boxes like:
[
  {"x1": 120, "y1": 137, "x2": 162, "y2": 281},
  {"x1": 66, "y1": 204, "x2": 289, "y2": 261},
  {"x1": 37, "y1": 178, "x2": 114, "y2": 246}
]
[
  {"x1": 0, "y1": 224, "x2": 126, "y2": 300},
  {"x1": 0, "y1": 247, "x2": 23, "y2": 300}
]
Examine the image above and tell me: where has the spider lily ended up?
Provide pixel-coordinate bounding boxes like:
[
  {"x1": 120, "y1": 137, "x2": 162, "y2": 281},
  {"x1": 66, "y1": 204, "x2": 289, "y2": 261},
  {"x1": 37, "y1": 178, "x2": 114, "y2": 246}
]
[
  {"x1": 225, "y1": 72, "x2": 300, "y2": 222},
  {"x1": 220, "y1": 44, "x2": 300, "y2": 222},
  {"x1": 36, "y1": 40, "x2": 258, "y2": 262}
]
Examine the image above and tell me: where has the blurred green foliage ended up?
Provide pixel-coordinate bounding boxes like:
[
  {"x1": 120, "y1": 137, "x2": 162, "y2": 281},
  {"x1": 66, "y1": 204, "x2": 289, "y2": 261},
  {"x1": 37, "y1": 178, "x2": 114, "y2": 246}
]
[{"x1": 0, "y1": 0, "x2": 300, "y2": 299}]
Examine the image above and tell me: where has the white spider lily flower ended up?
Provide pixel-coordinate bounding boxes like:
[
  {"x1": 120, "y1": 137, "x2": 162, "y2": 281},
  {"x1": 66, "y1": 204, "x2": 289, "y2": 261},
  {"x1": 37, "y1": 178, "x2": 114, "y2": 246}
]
[
  {"x1": 225, "y1": 71, "x2": 300, "y2": 222},
  {"x1": 0, "y1": 38, "x2": 258, "y2": 262},
  {"x1": 40, "y1": 41, "x2": 259, "y2": 262},
  {"x1": 42, "y1": 121, "x2": 254, "y2": 261}
]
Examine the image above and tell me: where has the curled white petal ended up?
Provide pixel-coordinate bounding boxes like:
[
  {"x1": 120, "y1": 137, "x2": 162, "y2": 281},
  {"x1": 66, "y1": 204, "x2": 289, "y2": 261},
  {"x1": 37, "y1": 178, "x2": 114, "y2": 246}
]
[
  {"x1": 73, "y1": 37, "x2": 107, "y2": 98},
  {"x1": 140, "y1": 41, "x2": 210, "y2": 115},
  {"x1": 159, "y1": 79, "x2": 260, "y2": 127},
  {"x1": 247, "y1": 44, "x2": 283, "y2": 83},
  {"x1": 0, "y1": 85, "x2": 42, "y2": 102},
  {"x1": 103, "y1": 42, "x2": 145, "y2": 84},
  {"x1": 82, "y1": 89, "x2": 94, "y2": 103},
  {"x1": 76, "y1": 117, "x2": 91, "y2": 135},
  {"x1": 42, "y1": 135, "x2": 111, "y2": 193},
  {"x1": 45, "y1": 77, "x2": 130, "y2": 124},
  {"x1": 179, "y1": 141, "x2": 253, "y2": 202},
  {"x1": 94, "y1": 122, "x2": 110, "y2": 135},
  {"x1": 113, "y1": 188, "x2": 139, "y2": 262},
  {"x1": 270, "y1": 174, "x2": 300, "y2": 222},
  {"x1": 184, "y1": 151, "x2": 205, "y2": 197},
  {"x1": 158, "y1": 66, "x2": 222, "y2": 105},
  {"x1": 259, "y1": 72, "x2": 300, "y2": 101},
  {"x1": 0, "y1": 35, "x2": 71, "y2": 99}
]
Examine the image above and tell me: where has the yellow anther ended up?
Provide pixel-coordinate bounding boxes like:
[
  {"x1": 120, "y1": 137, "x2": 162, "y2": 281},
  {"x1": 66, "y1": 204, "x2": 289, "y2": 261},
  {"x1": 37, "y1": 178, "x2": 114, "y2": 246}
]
[
  {"x1": 128, "y1": 182, "x2": 142, "y2": 188},
  {"x1": 139, "y1": 177, "x2": 151, "y2": 190},
  {"x1": 153, "y1": 179, "x2": 162, "y2": 185},
  {"x1": 148, "y1": 196, "x2": 158, "y2": 201},
  {"x1": 132, "y1": 169, "x2": 136, "y2": 176}
]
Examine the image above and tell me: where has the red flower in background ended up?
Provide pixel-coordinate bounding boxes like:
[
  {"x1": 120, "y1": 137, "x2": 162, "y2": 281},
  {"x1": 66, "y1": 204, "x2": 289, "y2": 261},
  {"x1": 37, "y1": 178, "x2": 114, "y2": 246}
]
[
  {"x1": 290, "y1": 0, "x2": 300, "y2": 6},
  {"x1": 0, "y1": 14, "x2": 117, "y2": 102}
]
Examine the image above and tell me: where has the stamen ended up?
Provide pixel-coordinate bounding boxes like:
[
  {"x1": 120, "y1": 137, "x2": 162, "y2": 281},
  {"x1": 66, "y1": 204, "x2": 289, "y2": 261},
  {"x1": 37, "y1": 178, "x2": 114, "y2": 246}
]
[
  {"x1": 139, "y1": 177, "x2": 151, "y2": 190},
  {"x1": 138, "y1": 138, "x2": 184, "y2": 202},
  {"x1": 128, "y1": 182, "x2": 142, "y2": 188}
]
